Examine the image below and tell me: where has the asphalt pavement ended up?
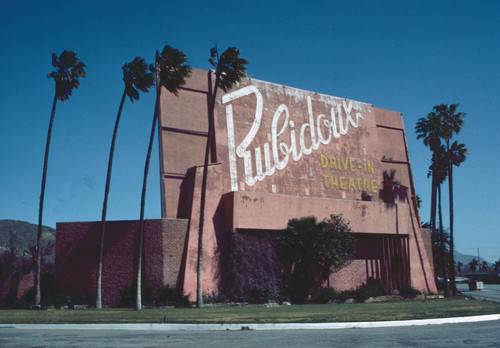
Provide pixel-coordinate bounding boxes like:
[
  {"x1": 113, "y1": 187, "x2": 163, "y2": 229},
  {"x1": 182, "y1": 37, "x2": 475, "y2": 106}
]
[
  {"x1": 457, "y1": 283, "x2": 500, "y2": 303},
  {"x1": 1, "y1": 320, "x2": 500, "y2": 347}
]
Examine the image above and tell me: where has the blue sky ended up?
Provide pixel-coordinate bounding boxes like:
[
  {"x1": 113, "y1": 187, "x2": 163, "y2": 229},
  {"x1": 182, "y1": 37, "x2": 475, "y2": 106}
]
[{"x1": 1, "y1": 0, "x2": 499, "y2": 262}]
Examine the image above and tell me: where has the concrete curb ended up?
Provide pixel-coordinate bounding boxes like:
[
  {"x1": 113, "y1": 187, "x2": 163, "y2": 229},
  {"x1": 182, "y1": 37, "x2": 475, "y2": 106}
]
[{"x1": 1, "y1": 314, "x2": 499, "y2": 331}]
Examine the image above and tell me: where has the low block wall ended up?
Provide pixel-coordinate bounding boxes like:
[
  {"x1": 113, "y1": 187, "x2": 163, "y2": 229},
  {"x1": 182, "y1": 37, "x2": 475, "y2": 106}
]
[
  {"x1": 0, "y1": 274, "x2": 34, "y2": 303},
  {"x1": 55, "y1": 219, "x2": 188, "y2": 307}
]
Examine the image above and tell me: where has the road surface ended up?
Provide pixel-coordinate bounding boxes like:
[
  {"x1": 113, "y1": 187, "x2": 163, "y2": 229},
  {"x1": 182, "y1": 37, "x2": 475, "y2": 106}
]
[
  {"x1": 457, "y1": 283, "x2": 500, "y2": 303},
  {"x1": 1, "y1": 320, "x2": 500, "y2": 347}
]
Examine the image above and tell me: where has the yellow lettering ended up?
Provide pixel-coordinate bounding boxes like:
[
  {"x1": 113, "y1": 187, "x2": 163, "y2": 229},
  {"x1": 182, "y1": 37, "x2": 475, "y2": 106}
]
[
  {"x1": 367, "y1": 161, "x2": 374, "y2": 174},
  {"x1": 371, "y1": 179, "x2": 378, "y2": 193},
  {"x1": 348, "y1": 177, "x2": 356, "y2": 191},
  {"x1": 321, "y1": 154, "x2": 329, "y2": 168},
  {"x1": 330, "y1": 175, "x2": 338, "y2": 189},
  {"x1": 341, "y1": 157, "x2": 349, "y2": 170},
  {"x1": 329, "y1": 156, "x2": 337, "y2": 169},
  {"x1": 356, "y1": 178, "x2": 362, "y2": 191},
  {"x1": 340, "y1": 176, "x2": 347, "y2": 190},
  {"x1": 350, "y1": 158, "x2": 356, "y2": 172},
  {"x1": 364, "y1": 179, "x2": 371, "y2": 192},
  {"x1": 322, "y1": 174, "x2": 329, "y2": 187}
]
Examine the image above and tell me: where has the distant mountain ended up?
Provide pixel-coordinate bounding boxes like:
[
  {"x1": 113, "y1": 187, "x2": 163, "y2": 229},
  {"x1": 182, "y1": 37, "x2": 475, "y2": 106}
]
[
  {"x1": 455, "y1": 250, "x2": 490, "y2": 267},
  {"x1": 0, "y1": 220, "x2": 55, "y2": 265}
]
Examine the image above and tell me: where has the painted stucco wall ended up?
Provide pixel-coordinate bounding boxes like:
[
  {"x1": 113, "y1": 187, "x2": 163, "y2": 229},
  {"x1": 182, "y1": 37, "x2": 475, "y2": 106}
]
[
  {"x1": 159, "y1": 68, "x2": 437, "y2": 298},
  {"x1": 56, "y1": 68, "x2": 436, "y2": 305}
]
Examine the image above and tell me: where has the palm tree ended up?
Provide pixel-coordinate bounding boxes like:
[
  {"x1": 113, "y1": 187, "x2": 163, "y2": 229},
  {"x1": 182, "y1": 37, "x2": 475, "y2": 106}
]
[
  {"x1": 37, "y1": 50, "x2": 86, "y2": 306},
  {"x1": 481, "y1": 260, "x2": 489, "y2": 271},
  {"x1": 494, "y1": 259, "x2": 500, "y2": 273},
  {"x1": 432, "y1": 104, "x2": 466, "y2": 296},
  {"x1": 433, "y1": 145, "x2": 449, "y2": 294},
  {"x1": 447, "y1": 140, "x2": 466, "y2": 289},
  {"x1": 416, "y1": 112, "x2": 449, "y2": 296},
  {"x1": 96, "y1": 57, "x2": 155, "y2": 309},
  {"x1": 469, "y1": 259, "x2": 478, "y2": 272},
  {"x1": 136, "y1": 46, "x2": 191, "y2": 310},
  {"x1": 416, "y1": 112, "x2": 442, "y2": 245},
  {"x1": 196, "y1": 46, "x2": 248, "y2": 307}
]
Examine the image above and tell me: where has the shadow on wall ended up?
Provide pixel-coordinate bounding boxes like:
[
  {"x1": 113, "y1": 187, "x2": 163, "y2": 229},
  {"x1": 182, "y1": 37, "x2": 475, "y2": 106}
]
[
  {"x1": 56, "y1": 221, "x2": 140, "y2": 307},
  {"x1": 56, "y1": 222, "x2": 100, "y2": 297},
  {"x1": 332, "y1": 233, "x2": 410, "y2": 293},
  {"x1": 379, "y1": 170, "x2": 408, "y2": 204}
]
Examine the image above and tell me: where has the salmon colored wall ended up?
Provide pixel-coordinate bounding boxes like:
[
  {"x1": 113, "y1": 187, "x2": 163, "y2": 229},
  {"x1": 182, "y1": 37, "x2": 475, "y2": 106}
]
[
  {"x1": 159, "y1": 69, "x2": 436, "y2": 298},
  {"x1": 56, "y1": 69, "x2": 436, "y2": 306}
]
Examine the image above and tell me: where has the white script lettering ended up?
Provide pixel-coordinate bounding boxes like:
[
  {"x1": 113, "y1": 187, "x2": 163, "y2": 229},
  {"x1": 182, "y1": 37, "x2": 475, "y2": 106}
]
[{"x1": 222, "y1": 86, "x2": 364, "y2": 191}]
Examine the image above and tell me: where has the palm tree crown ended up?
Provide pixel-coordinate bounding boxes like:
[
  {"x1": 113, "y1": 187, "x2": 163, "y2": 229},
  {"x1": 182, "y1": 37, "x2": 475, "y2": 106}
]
[
  {"x1": 431, "y1": 104, "x2": 465, "y2": 142},
  {"x1": 48, "y1": 50, "x2": 86, "y2": 102},
  {"x1": 209, "y1": 46, "x2": 248, "y2": 92},
  {"x1": 448, "y1": 141, "x2": 467, "y2": 167},
  {"x1": 123, "y1": 57, "x2": 155, "y2": 101},
  {"x1": 157, "y1": 45, "x2": 192, "y2": 95},
  {"x1": 416, "y1": 112, "x2": 442, "y2": 151}
]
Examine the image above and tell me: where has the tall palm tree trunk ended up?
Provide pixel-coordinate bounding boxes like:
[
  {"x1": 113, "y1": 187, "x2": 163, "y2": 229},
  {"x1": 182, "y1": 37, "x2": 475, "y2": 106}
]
[
  {"x1": 430, "y1": 152, "x2": 438, "y2": 247},
  {"x1": 96, "y1": 90, "x2": 127, "y2": 309},
  {"x1": 430, "y1": 168, "x2": 437, "y2": 277},
  {"x1": 36, "y1": 93, "x2": 58, "y2": 307},
  {"x1": 447, "y1": 146, "x2": 457, "y2": 296},
  {"x1": 136, "y1": 93, "x2": 160, "y2": 310},
  {"x1": 196, "y1": 125, "x2": 210, "y2": 307},
  {"x1": 197, "y1": 72, "x2": 220, "y2": 307},
  {"x1": 437, "y1": 184, "x2": 450, "y2": 297}
]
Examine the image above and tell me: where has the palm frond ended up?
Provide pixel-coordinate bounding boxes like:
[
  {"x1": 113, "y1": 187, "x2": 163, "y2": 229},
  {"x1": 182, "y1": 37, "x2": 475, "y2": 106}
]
[
  {"x1": 157, "y1": 45, "x2": 192, "y2": 96},
  {"x1": 122, "y1": 57, "x2": 155, "y2": 102},
  {"x1": 449, "y1": 141, "x2": 467, "y2": 166},
  {"x1": 210, "y1": 46, "x2": 248, "y2": 92},
  {"x1": 48, "y1": 50, "x2": 86, "y2": 102}
]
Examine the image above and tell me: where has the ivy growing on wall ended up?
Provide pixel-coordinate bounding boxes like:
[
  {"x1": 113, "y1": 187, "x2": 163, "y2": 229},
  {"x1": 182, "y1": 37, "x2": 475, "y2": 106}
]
[
  {"x1": 218, "y1": 214, "x2": 355, "y2": 304},
  {"x1": 218, "y1": 230, "x2": 281, "y2": 303}
]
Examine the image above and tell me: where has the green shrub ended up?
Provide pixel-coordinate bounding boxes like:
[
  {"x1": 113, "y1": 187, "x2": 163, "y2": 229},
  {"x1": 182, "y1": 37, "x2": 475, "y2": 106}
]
[
  {"x1": 277, "y1": 215, "x2": 355, "y2": 304},
  {"x1": 155, "y1": 285, "x2": 191, "y2": 307},
  {"x1": 69, "y1": 291, "x2": 95, "y2": 306},
  {"x1": 353, "y1": 288, "x2": 369, "y2": 303},
  {"x1": 0, "y1": 293, "x2": 19, "y2": 309},
  {"x1": 314, "y1": 287, "x2": 338, "y2": 304},
  {"x1": 334, "y1": 278, "x2": 387, "y2": 303},
  {"x1": 400, "y1": 286, "x2": 421, "y2": 299},
  {"x1": 244, "y1": 287, "x2": 271, "y2": 304},
  {"x1": 117, "y1": 283, "x2": 154, "y2": 308},
  {"x1": 334, "y1": 289, "x2": 356, "y2": 303},
  {"x1": 18, "y1": 287, "x2": 36, "y2": 308},
  {"x1": 361, "y1": 278, "x2": 387, "y2": 297},
  {"x1": 203, "y1": 291, "x2": 229, "y2": 305}
]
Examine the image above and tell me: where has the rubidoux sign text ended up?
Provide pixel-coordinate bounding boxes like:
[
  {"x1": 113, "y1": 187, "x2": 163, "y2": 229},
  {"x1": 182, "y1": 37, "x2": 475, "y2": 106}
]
[{"x1": 222, "y1": 85, "x2": 373, "y2": 193}]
